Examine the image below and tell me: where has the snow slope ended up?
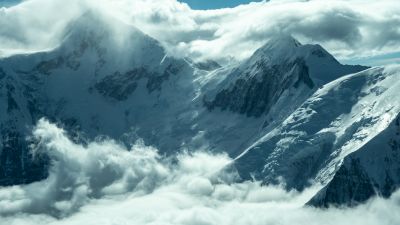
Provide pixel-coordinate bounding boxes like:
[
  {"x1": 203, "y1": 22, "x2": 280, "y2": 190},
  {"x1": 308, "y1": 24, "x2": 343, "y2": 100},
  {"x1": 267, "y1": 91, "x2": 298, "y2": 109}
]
[
  {"x1": 234, "y1": 65, "x2": 400, "y2": 191},
  {"x1": 309, "y1": 111, "x2": 400, "y2": 207}
]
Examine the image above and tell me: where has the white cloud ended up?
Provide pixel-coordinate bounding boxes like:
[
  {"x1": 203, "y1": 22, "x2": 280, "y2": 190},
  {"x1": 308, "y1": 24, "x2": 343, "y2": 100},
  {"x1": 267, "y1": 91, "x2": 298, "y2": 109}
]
[
  {"x1": 101, "y1": 0, "x2": 400, "y2": 63},
  {"x1": 0, "y1": 0, "x2": 85, "y2": 56},
  {"x1": 0, "y1": 119, "x2": 400, "y2": 225},
  {"x1": 1, "y1": 0, "x2": 399, "y2": 64}
]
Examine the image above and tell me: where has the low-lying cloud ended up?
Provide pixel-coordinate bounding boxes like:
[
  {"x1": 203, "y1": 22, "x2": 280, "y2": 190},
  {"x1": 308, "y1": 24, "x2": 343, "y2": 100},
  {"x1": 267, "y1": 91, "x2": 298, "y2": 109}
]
[
  {"x1": 0, "y1": 119, "x2": 400, "y2": 225},
  {"x1": 1, "y1": 0, "x2": 400, "y2": 64}
]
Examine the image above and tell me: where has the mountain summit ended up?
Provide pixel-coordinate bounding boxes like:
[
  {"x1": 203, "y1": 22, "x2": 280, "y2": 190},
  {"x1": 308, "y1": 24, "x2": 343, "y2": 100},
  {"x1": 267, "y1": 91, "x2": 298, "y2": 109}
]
[
  {"x1": 252, "y1": 34, "x2": 366, "y2": 85},
  {"x1": 203, "y1": 35, "x2": 367, "y2": 119}
]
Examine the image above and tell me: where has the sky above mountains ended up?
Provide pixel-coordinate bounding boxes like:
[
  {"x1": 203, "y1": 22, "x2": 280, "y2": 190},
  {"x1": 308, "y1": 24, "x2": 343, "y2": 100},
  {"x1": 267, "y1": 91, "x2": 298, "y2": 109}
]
[
  {"x1": 0, "y1": 0, "x2": 20, "y2": 7},
  {"x1": 0, "y1": 0, "x2": 399, "y2": 66},
  {"x1": 178, "y1": 0, "x2": 263, "y2": 9},
  {"x1": 2, "y1": 0, "x2": 263, "y2": 9},
  {"x1": 0, "y1": 0, "x2": 262, "y2": 10}
]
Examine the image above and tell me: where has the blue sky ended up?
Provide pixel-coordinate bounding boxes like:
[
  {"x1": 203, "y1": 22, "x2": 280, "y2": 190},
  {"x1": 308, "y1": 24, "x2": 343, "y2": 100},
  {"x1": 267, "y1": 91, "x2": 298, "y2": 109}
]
[
  {"x1": 0, "y1": 0, "x2": 21, "y2": 7},
  {"x1": 1, "y1": 0, "x2": 262, "y2": 9},
  {"x1": 343, "y1": 52, "x2": 400, "y2": 67},
  {"x1": 178, "y1": 0, "x2": 262, "y2": 9}
]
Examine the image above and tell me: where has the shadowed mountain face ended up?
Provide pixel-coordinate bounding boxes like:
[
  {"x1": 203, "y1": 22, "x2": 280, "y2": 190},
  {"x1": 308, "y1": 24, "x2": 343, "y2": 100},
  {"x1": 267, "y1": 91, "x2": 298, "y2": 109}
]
[
  {"x1": 2, "y1": 10, "x2": 400, "y2": 210},
  {"x1": 204, "y1": 58, "x2": 314, "y2": 117}
]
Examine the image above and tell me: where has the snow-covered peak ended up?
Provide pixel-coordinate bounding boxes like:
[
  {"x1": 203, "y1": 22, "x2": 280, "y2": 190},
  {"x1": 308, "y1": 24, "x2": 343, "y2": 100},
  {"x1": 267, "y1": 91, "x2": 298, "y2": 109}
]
[
  {"x1": 256, "y1": 34, "x2": 302, "y2": 55},
  {"x1": 245, "y1": 34, "x2": 367, "y2": 86},
  {"x1": 251, "y1": 34, "x2": 326, "y2": 62},
  {"x1": 57, "y1": 10, "x2": 168, "y2": 72},
  {"x1": 62, "y1": 11, "x2": 145, "y2": 45}
]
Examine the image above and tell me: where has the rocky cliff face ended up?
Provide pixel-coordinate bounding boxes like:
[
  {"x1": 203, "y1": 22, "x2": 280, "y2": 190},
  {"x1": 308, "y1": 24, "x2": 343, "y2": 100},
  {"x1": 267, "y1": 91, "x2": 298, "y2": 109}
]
[{"x1": 204, "y1": 58, "x2": 314, "y2": 117}]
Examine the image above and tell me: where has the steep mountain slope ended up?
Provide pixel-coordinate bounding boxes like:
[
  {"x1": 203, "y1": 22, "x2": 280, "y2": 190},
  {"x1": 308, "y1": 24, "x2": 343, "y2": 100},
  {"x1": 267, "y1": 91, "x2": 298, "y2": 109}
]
[
  {"x1": 234, "y1": 65, "x2": 400, "y2": 191},
  {"x1": 308, "y1": 112, "x2": 400, "y2": 207}
]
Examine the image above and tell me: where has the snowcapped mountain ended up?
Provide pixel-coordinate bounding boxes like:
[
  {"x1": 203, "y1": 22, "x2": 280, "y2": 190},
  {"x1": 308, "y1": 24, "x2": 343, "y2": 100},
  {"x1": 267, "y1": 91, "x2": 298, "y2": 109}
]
[
  {"x1": 203, "y1": 35, "x2": 366, "y2": 120},
  {"x1": 198, "y1": 35, "x2": 367, "y2": 157},
  {"x1": 1, "y1": 10, "x2": 399, "y2": 209},
  {"x1": 234, "y1": 65, "x2": 400, "y2": 192},
  {"x1": 0, "y1": 12, "x2": 198, "y2": 185}
]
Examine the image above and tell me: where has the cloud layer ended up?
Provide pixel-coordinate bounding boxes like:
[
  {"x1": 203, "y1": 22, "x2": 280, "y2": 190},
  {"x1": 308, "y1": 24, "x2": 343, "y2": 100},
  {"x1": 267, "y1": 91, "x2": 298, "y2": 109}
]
[
  {"x1": 0, "y1": 119, "x2": 400, "y2": 225},
  {"x1": 1, "y1": 0, "x2": 400, "y2": 64}
]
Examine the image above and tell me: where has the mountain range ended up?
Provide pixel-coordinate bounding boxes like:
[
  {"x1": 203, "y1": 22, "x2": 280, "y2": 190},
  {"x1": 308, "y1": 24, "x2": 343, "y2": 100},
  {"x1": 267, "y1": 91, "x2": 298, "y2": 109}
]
[{"x1": 0, "y1": 11, "x2": 399, "y2": 207}]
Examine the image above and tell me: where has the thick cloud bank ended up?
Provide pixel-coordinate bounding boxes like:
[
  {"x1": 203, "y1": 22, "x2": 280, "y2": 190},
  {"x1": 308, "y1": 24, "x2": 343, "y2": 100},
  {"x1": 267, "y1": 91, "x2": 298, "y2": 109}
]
[
  {"x1": 0, "y1": 119, "x2": 400, "y2": 225},
  {"x1": 1, "y1": 0, "x2": 400, "y2": 64}
]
